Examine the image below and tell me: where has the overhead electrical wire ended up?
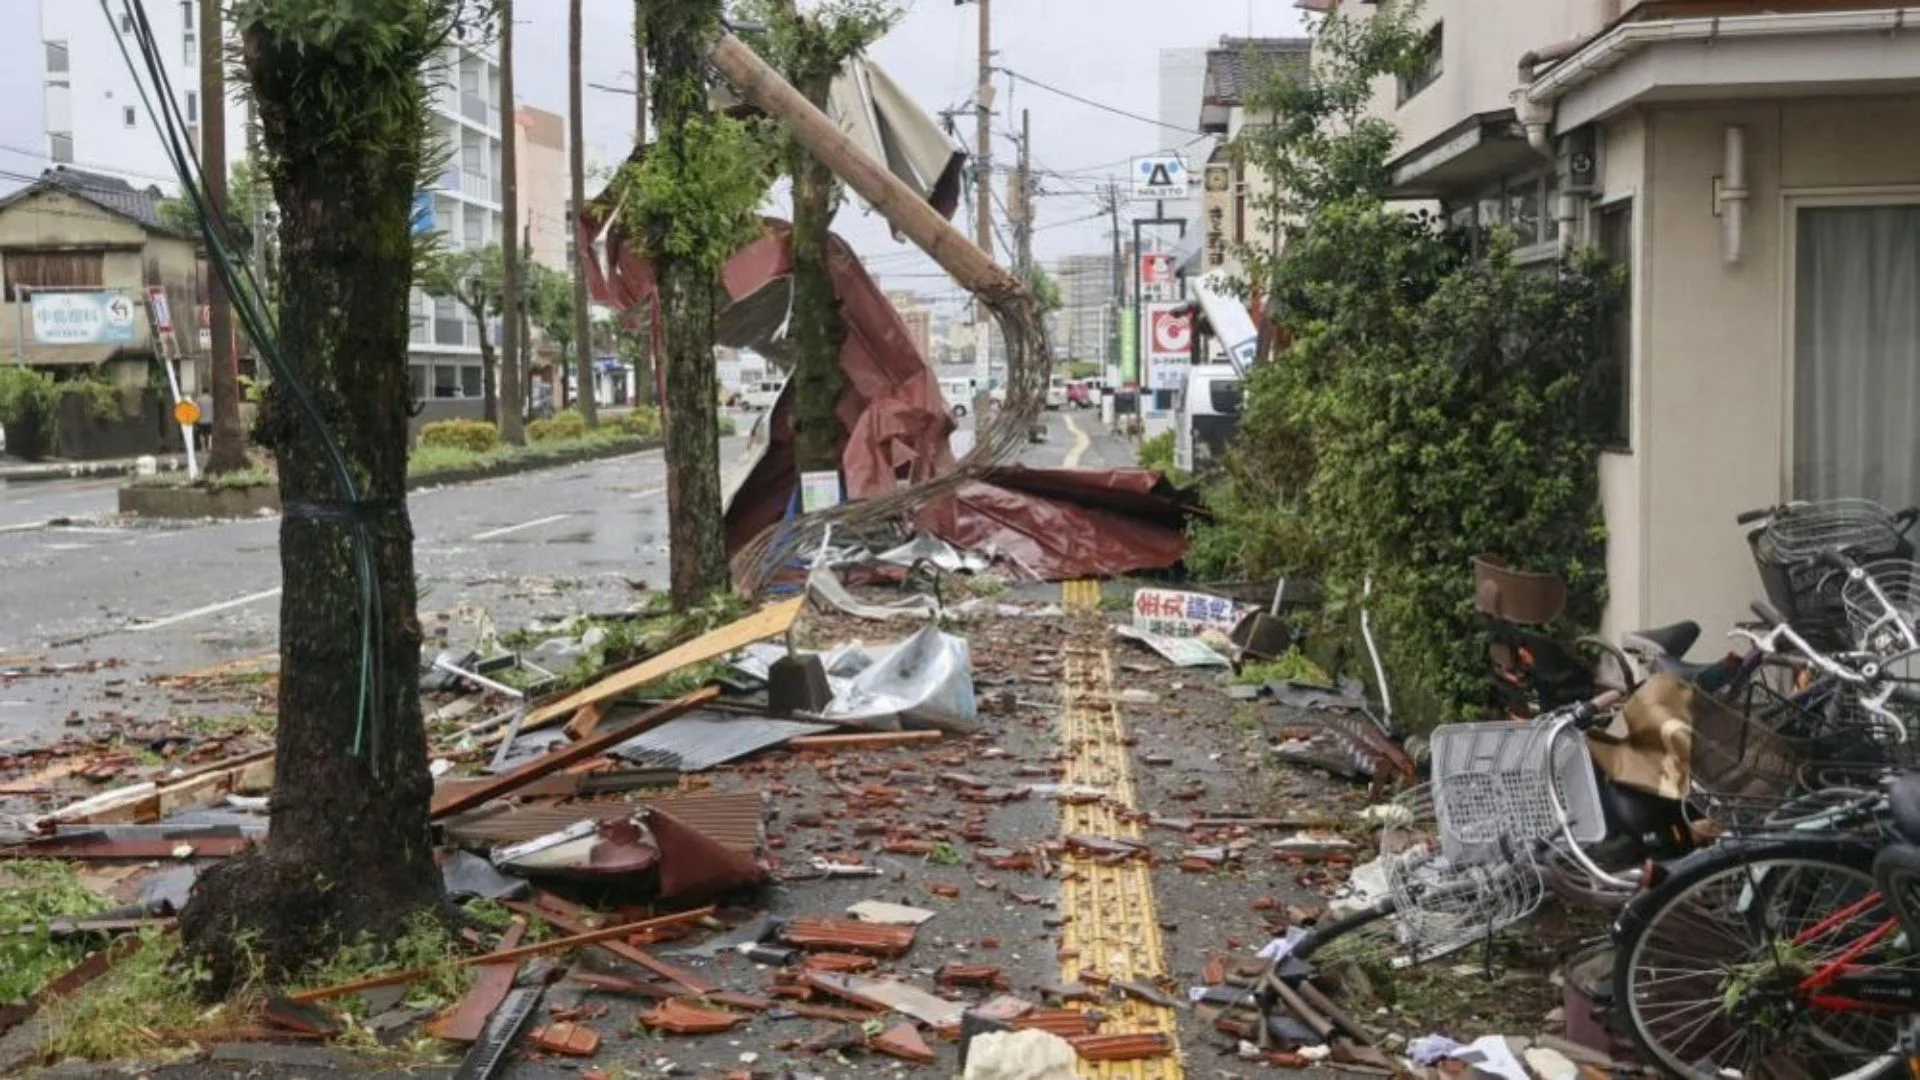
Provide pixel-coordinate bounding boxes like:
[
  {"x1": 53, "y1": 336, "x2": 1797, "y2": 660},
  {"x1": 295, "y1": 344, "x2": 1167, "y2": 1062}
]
[
  {"x1": 103, "y1": 0, "x2": 390, "y2": 769},
  {"x1": 993, "y1": 66, "x2": 1205, "y2": 136}
]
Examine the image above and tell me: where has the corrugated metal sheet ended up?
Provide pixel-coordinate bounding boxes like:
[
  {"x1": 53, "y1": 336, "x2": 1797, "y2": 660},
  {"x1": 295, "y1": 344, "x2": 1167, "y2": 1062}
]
[
  {"x1": 610, "y1": 712, "x2": 833, "y2": 772},
  {"x1": 439, "y1": 790, "x2": 766, "y2": 855}
]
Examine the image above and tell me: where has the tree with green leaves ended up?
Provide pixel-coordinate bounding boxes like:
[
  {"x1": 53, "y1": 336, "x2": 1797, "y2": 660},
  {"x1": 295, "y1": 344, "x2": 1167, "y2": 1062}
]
[
  {"x1": 624, "y1": 0, "x2": 770, "y2": 607},
  {"x1": 176, "y1": 0, "x2": 495, "y2": 991},
  {"x1": 745, "y1": 0, "x2": 898, "y2": 471},
  {"x1": 418, "y1": 244, "x2": 505, "y2": 422},
  {"x1": 526, "y1": 260, "x2": 580, "y2": 389}
]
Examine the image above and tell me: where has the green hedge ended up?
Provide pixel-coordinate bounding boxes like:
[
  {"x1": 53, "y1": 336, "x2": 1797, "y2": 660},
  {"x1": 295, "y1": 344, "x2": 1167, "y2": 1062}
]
[
  {"x1": 0, "y1": 368, "x2": 58, "y2": 460},
  {"x1": 418, "y1": 418, "x2": 501, "y2": 454},
  {"x1": 527, "y1": 409, "x2": 587, "y2": 444}
]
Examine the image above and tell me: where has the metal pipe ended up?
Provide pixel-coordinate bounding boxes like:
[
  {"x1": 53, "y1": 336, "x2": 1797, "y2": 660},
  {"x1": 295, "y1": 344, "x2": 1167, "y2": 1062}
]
[{"x1": 1719, "y1": 125, "x2": 1747, "y2": 266}]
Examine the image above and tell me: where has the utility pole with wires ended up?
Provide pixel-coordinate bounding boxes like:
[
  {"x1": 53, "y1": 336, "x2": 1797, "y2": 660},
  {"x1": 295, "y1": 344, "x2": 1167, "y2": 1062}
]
[
  {"x1": 1011, "y1": 107, "x2": 1033, "y2": 280},
  {"x1": 1106, "y1": 178, "x2": 1123, "y2": 402},
  {"x1": 200, "y1": 0, "x2": 245, "y2": 473},
  {"x1": 965, "y1": 0, "x2": 994, "y2": 410}
]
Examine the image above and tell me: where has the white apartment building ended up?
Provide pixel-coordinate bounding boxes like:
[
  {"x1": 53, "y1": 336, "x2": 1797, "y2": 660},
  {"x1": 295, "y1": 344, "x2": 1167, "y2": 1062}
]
[
  {"x1": 0, "y1": 1, "x2": 502, "y2": 416},
  {"x1": 1316, "y1": 0, "x2": 1920, "y2": 644},
  {"x1": 1053, "y1": 253, "x2": 1116, "y2": 365}
]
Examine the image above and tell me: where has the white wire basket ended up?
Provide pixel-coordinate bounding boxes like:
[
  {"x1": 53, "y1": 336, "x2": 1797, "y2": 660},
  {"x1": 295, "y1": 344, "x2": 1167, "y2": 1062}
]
[
  {"x1": 1753, "y1": 499, "x2": 1905, "y2": 564},
  {"x1": 1842, "y1": 559, "x2": 1920, "y2": 655},
  {"x1": 1377, "y1": 798, "x2": 1547, "y2": 966},
  {"x1": 1428, "y1": 718, "x2": 1608, "y2": 864}
]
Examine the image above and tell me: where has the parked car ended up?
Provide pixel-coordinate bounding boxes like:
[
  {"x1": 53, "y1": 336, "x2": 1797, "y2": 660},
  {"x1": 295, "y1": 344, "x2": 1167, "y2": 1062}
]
[
  {"x1": 939, "y1": 376, "x2": 976, "y2": 417},
  {"x1": 1064, "y1": 380, "x2": 1096, "y2": 408},
  {"x1": 739, "y1": 379, "x2": 785, "y2": 411},
  {"x1": 1044, "y1": 378, "x2": 1069, "y2": 410}
]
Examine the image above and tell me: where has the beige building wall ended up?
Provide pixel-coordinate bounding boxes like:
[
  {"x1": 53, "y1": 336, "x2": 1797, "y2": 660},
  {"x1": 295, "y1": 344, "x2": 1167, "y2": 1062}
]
[
  {"x1": 1603, "y1": 97, "x2": 1920, "y2": 640},
  {"x1": 515, "y1": 106, "x2": 569, "y2": 271},
  {"x1": 0, "y1": 190, "x2": 198, "y2": 376}
]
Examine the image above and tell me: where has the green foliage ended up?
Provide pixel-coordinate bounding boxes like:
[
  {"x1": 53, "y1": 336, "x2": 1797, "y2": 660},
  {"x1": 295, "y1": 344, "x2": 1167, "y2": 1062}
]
[
  {"x1": 617, "y1": 113, "x2": 771, "y2": 275},
  {"x1": 524, "y1": 261, "x2": 577, "y2": 363},
  {"x1": 295, "y1": 910, "x2": 472, "y2": 1018},
  {"x1": 1205, "y1": 3, "x2": 1622, "y2": 723},
  {"x1": 613, "y1": 404, "x2": 663, "y2": 439},
  {"x1": 158, "y1": 158, "x2": 270, "y2": 252},
  {"x1": 57, "y1": 377, "x2": 126, "y2": 423},
  {"x1": 44, "y1": 930, "x2": 216, "y2": 1060},
  {"x1": 418, "y1": 245, "x2": 505, "y2": 333},
  {"x1": 527, "y1": 408, "x2": 588, "y2": 443},
  {"x1": 1026, "y1": 264, "x2": 1062, "y2": 314},
  {"x1": 419, "y1": 417, "x2": 502, "y2": 453},
  {"x1": 1136, "y1": 430, "x2": 1175, "y2": 473},
  {"x1": 408, "y1": 425, "x2": 649, "y2": 479},
  {"x1": 0, "y1": 367, "x2": 58, "y2": 460},
  {"x1": 1066, "y1": 361, "x2": 1100, "y2": 380},
  {"x1": 716, "y1": 413, "x2": 738, "y2": 437},
  {"x1": 1236, "y1": 650, "x2": 1329, "y2": 686},
  {"x1": 0, "y1": 861, "x2": 106, "y2": 1004}
]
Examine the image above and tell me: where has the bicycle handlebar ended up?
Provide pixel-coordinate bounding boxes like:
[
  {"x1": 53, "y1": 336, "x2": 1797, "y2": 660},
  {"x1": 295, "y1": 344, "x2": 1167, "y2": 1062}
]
[{"x1": 1736, "y1": 507, "x2": 1774, "y2": 526}]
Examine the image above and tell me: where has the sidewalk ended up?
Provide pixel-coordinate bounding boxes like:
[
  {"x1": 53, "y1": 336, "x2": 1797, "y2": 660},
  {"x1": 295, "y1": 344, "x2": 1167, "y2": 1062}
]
[{"x1": 0, "y1": 453, "x2": 187, "y2": 483}]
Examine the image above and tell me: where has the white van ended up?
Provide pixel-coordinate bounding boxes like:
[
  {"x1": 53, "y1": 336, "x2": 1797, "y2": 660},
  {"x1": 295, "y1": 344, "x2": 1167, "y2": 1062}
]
[
  {"x1": 938, "y1": 377, "x2": 976, "y2": 417},
  {"x1": 1173, "y1": 364, "x2": 1243, "y2": 474},
  {"x1": 739, "y1": 379, "x2": 785, "y2": 411}
]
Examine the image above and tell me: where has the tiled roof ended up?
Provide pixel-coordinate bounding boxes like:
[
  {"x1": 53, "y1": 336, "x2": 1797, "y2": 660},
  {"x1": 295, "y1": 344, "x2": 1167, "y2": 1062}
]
[
  {"x1": 3, "y1": 166, "x2": 187, "y2": 236},
  {"x1": 1203, "y1": 37, "x2": 1313, "y2": 107}
]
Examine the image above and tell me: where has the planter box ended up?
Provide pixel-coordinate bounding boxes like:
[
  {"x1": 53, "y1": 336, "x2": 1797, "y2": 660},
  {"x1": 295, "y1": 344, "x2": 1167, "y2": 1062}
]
[{"x1": 118, "y1": 484, "x2": 281, "y2": 520}]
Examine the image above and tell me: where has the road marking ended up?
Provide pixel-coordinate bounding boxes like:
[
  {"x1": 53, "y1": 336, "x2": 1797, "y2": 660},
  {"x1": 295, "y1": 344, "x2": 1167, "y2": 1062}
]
[
  {"x1": 1062, "y1": 579, "x2": 1102, "y2": 612},
  {"x1": 0, "y1": 520, "x2": 52, "y2": 535},
  {"x1": 130, "y1": 587, "x2": 282, "y2": 633},
  {"x1": 628, "y1": 486, "x2": 666, "y2": 501},
  {"x1": 472, "y1": 513, "x2": 571, "y2": 541},
  {"x1": 1058, "y1": 649, "x2": 1184, "y2": 1079},
  {"x1": 1062, "y1": 411, "x2": 1093, "y2": 469}
]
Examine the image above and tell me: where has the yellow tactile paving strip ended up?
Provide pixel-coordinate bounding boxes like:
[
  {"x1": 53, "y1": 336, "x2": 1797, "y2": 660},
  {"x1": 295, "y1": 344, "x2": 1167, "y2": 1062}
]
[
  {"x1": 1062, "y1": 578, "x2": 1102, "y2": 613},
  {"x1": 1058, "y1": 648, "x2": 1185, "y2": 1080}
]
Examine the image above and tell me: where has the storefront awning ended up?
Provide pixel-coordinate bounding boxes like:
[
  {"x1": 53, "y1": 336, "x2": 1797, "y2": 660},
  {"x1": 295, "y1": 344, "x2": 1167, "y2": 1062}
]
[{"x1": 1387, "y1": 110, "x2": 1540, "y2": 201}]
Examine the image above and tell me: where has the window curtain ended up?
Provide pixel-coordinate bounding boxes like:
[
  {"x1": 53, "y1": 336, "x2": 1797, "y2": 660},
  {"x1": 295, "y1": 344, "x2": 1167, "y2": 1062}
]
[{"x1": 1794, "y1": 206, "x2": 1920, "y2": 507}]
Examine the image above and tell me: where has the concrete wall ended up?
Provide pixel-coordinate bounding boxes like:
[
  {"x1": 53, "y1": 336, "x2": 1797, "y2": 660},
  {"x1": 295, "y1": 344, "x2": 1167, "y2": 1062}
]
[
  {"x1": 1605, "y1": 96, "x2": 1920, "y2": 641},
  {"x1": 516, "y1": 106, "x2": 569, "y2": 272}
]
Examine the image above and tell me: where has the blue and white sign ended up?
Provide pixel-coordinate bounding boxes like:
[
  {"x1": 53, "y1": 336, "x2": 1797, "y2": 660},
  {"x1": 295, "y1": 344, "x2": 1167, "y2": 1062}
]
[
  {"x1": 411, "y1": 191, "x2": 436, "y2": 235},
  {"x1": 29, "y1": 291, "x2": 137, "y2": 345},
  {"x1": 1132, "y1": 155, "x2": 1190, "y2": 200}
]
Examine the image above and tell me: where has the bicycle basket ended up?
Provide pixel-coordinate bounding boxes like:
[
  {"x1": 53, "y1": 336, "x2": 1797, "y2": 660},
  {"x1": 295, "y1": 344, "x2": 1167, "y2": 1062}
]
[
  {"x1": 1428, "y1": 718, "x2": 1607, "y2": 864},
  {"x1": 1379, "y1": 830, "x2": 1545, "y2": 967},
  {"x1": 1751, "y1": 500, "x2": 1910, "y2": 639},
  {"x1": 1842, "y1": 560, "x2": 1920, "y2": 655}
]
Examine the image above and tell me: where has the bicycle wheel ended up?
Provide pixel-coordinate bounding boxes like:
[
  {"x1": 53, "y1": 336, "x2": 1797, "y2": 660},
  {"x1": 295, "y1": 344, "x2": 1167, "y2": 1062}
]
[{"x1": 1614, "y1": 838, "x2": 1913, "y2": 1080}]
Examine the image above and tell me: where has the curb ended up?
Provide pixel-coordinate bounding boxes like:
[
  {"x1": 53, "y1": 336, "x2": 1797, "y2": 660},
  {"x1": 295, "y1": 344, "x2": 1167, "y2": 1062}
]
[
  {"x1": 113, "y1": 438, "x2": 664, "y2": 521},
  {"x1": 0, "y1": 455, "x2": 189, "y2": 484}
]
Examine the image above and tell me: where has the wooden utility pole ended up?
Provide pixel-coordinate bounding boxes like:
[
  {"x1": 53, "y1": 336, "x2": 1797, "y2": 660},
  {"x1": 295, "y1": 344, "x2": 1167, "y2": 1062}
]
[
  {"x1": 201, "y1": 0, "x2": 245, "y2": 473},
  {"x1": 499, "y1": 0, "x2": 526, "y2": 443},
  {"x1": 569, "y1": 0, "x2": 597, "y2": 427},
  {"x1": 970, "y1": 0, "x2": 994, "y2": 403},
  {"x1": 632, "y1": 2, "x2": 655, "y2": 407},
  {"x1": 1108, "y1": 178, "x2": 1123, "y2": 384}
]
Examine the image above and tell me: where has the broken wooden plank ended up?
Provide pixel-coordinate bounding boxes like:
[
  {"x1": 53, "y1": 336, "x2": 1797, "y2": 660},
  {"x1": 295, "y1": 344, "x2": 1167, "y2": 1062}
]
[
  {"x1": 427, "y1": 918, "x2": 527, "y2": 1043},
  {"x1": 38, "y1": 748, "x2": 276, "y2": 828},
  {"x1": 286, "y1": 906, "x2": 713, "y2": 1005},
  {"x1": 786, "y1": 730, "x2": 944, "y2": 751},
  {"x1": 504, "y1": 894, "x2": 713, "y2": 995},
  {"x1": 429, "y1": 688, "x2": 718, "y2": 820},
  {"x1": 521, "y1": 597, "x2": 804, "y2": 730},
  {"x1": 560, "y1": 700, "x2": 609, "y2": 742}
]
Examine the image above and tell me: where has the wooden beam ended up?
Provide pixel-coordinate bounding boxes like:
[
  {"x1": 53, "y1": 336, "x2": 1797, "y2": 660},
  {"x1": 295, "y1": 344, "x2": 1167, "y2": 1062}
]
[
  {"x1": 522, "y1": 598, "x2": 804, "y2": 730},
  {"x1": 506, "y1": 893, "x2": 714, "y2": 994},
  {"x1": 430, "y1": 687, "x2": 717, "y2": 820}
]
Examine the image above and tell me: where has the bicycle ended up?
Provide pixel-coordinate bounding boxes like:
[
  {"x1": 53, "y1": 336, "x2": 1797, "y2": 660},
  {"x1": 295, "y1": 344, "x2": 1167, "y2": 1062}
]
[{"x1": 1612, "y1": 604, "x2": 1920, "y2": 1079}]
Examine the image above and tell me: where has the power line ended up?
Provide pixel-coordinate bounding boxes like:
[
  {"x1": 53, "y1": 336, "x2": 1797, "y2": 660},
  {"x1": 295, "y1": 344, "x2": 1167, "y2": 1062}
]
[{"x1": 994, "y1": 67, "x2": 1204, "y2": 136}]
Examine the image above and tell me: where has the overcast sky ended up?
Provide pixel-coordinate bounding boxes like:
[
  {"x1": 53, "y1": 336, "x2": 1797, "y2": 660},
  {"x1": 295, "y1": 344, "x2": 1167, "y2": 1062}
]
[{"x1": 514, "y1": 0, "x2": 1308, "y2": 310}]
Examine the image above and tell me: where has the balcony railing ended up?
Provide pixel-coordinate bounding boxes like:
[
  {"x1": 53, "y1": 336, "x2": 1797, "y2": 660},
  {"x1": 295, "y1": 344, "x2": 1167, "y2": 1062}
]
[
  {"x1": 434, "y1": 317, "x2": 466, "y2": 347},
  {"x1": 460, "y1": 91, "x2": 489, "y2": 126},
  {"x1": 461, "y1": 169, "x2": 494, "y2": 202}
]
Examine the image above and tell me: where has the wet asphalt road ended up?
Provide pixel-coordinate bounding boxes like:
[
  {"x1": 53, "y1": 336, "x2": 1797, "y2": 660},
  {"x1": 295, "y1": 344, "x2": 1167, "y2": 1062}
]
[{"x1": 0, "y1": 409, "x2": 1111, "y2": 750}]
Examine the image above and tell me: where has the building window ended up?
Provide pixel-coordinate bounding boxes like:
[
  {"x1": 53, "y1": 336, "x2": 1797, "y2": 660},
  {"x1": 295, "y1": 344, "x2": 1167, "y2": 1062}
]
[
  {"x1": 184, "y1": 31, "x2": 197, "y2": 66},
  {"x1": 44, "y1": 41, "x2": 69, "y2": 75},
  {"x1": 48, "y1": 133, "x2": 73, "y2": 164},
  {"x1": 1793, "y1": 204, "x2": 1920, "y2": 507},
  {"x1": 3, "y1": 250, "x2": 107, "y2": 301},
  {"x1": 460, "y1": 365, "x2": 482, "y2": 398},
  {"x1": 410, "y1": 363, "x2": 430, "y2": 401},
  {"x1": 1398, "y1": 23, "x2": 1443, "y2": 105},
  {"x1": 123, "y1": 106, "x2": 137, "y2": 127},
  {"x1": 1596, "y1": 201, "x2": 1633, "y2": 450},
  {"x1": 433, "y1": 364, "x2": 461, "y2": 398}
]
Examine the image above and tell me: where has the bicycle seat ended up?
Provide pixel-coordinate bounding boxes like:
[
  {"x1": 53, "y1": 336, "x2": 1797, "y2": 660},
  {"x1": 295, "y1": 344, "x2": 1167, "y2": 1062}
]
[
  {"x1": 1892, "y1": 773, "x2": 1920, "y2": 843},
  {"x1": 1623, "y1": 621, "x2": 1702, "y2": 659}
]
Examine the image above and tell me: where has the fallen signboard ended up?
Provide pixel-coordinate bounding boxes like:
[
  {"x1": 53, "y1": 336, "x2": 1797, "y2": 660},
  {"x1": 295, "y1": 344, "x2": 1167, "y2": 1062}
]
[
  {"x1": 1130, "y1": 588, "x2": 1248, "y2": 639},
  {"x1": 1113, "y1": 624, "x2": 1229, "y2": 668}
]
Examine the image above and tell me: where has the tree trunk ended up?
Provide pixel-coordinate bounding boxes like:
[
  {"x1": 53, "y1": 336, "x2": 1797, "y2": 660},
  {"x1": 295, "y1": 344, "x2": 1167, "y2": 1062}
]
[
  {"x1": 788, "y1": 64, "x2": 843, "y2": 473},
  {"x1": 647, "y1": 0, "x2": 729, "y2": 608},
  {"x1": 181, "y1": 6, "x2": 442, "y2": 993},
  {"x1": 499, "y1": 0, "x2": 526, "y2": 443},
  {"x1": 202, "y1": 0, "x2": 247, "y2": 474},
  {"x1": 570, "y1": 0, "x2": 598, "y2": 428},
  {"x1": 481, "y1": 335, "x2": 498, "y2": 423}
]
